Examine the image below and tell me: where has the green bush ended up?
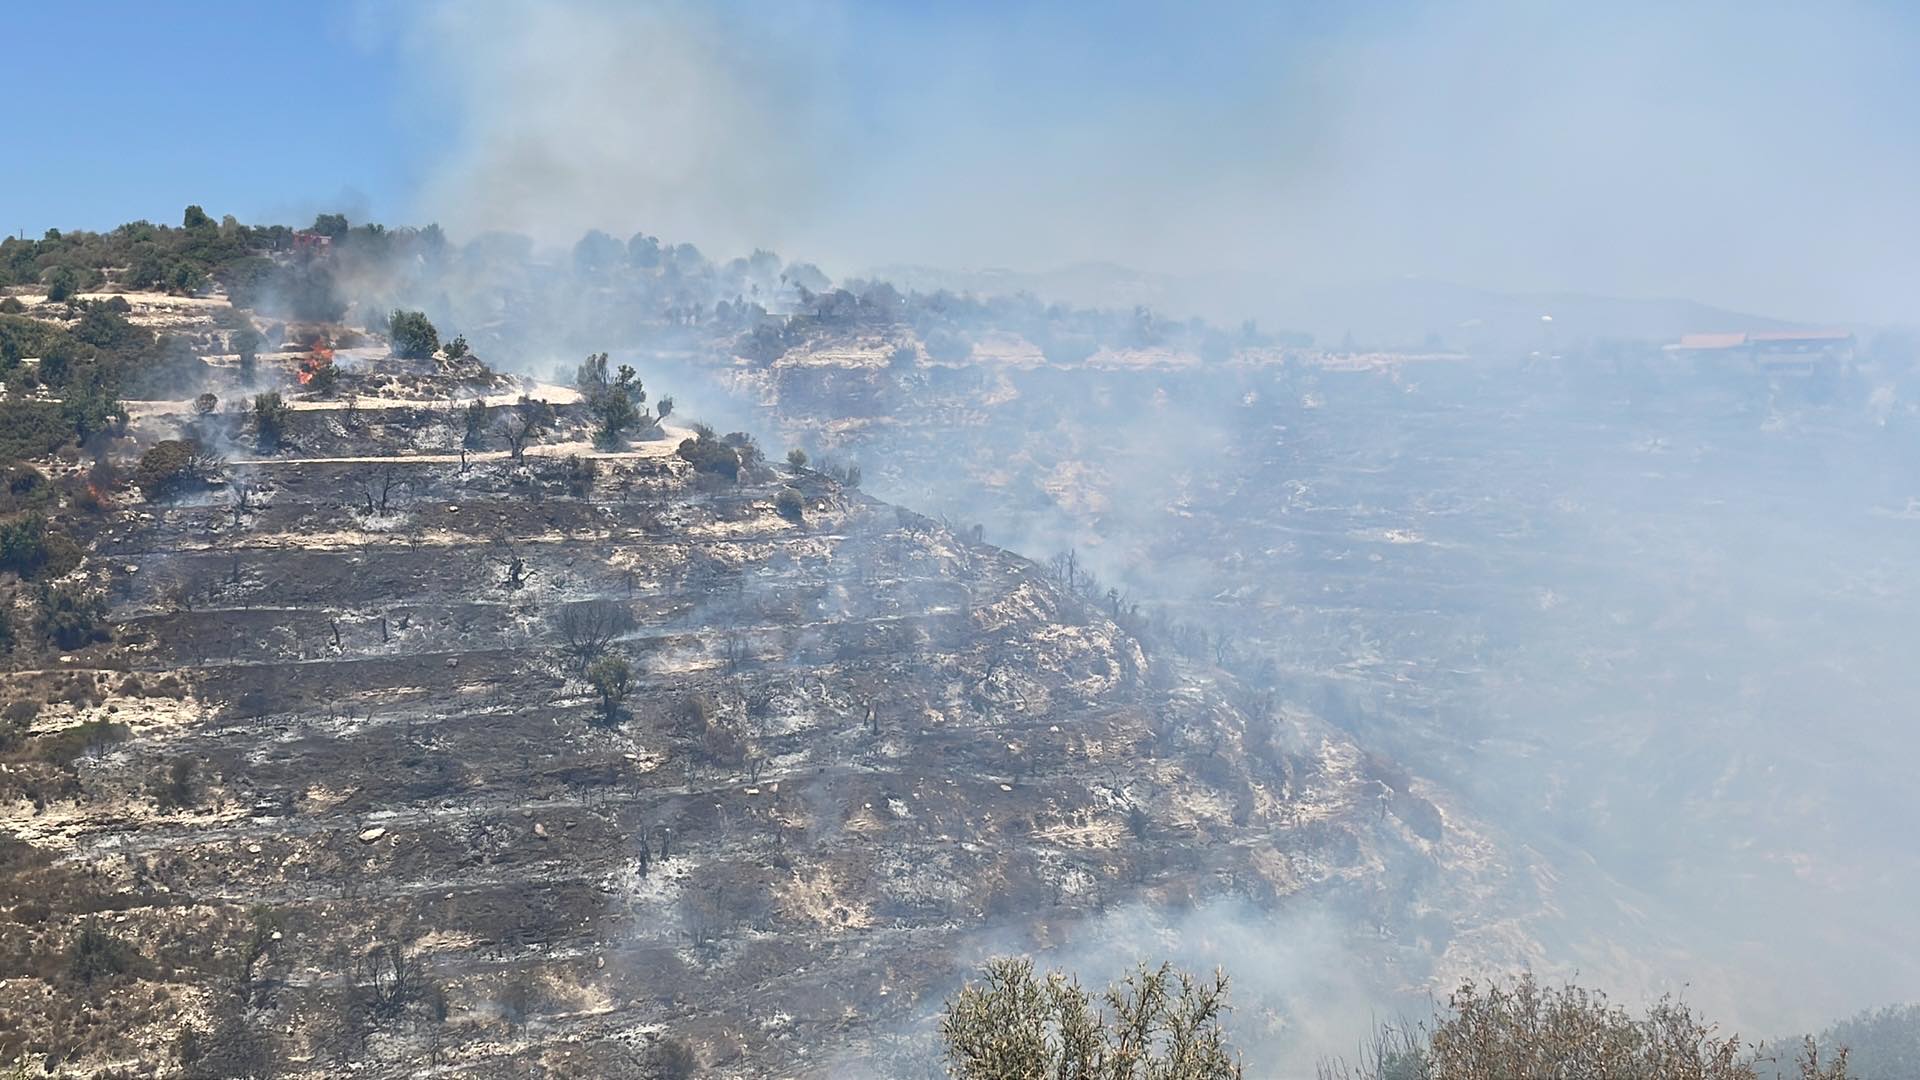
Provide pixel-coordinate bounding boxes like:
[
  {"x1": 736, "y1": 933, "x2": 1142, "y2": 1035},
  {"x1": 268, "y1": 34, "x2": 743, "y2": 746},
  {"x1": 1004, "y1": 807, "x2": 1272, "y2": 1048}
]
[
  {"x1": 1322, "y1": 975, "x2": 1853, "y2": 1080},
  {"x1": 69, "y1": 919, "x2": 137, "y2": 984},
  {"x1": 253, "y1": 391, "x2": 291, "y2": 449},
  {"x1": 586, "y1": 655, "x2": 634, "y2": 726},
  {"x1": 389, "y1": 309, "x2": 440, "y2": 360},
  {"x1": 43, "y1": 265, "x2": 80, "y2": 302},
  {"x1": 774, "y1": 487, "x2": 804, "y2": 521},
  {"x1": 676, "y1": 431, "x2": 740, "y2": 480},
  {"x1": 136, "y1": 439, "x2": 217, "y2": 500},
  {"x1": 0, "y1": 401, "x2": 72, "y2": 461},
  {"x1": 36, "y1": 719, "x2": 129, "y2": 766},
  {"x1": 0, "y1": 513, "x2": 80, "y2": 579},
  {"x1": 36, "y1": 582, "x2": 108, "y2": 649},
  {"x1": 0, "y1": 463, "x2": 53, "y2": 512}
]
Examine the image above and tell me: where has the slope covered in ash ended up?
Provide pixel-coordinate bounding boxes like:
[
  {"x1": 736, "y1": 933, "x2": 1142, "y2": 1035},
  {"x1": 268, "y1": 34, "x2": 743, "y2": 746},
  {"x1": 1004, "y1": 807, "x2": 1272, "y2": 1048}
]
[
  {"x1": 0, "y1": 297, "x2": 1537, "y2": 1077},
  {"x1": 709, "y1": 309, "x2": 1920, "y2": 1035}
]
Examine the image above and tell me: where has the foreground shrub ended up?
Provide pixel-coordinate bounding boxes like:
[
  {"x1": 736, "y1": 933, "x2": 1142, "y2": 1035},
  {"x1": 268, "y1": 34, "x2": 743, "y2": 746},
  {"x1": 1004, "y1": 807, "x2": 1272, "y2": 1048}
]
[
  {"x1": 1320, "y1": 974, "x2": 1852, "y2": 1080},
  {"x1": 941, "y1": 957, "x2": 1243, "y2": 1080}
]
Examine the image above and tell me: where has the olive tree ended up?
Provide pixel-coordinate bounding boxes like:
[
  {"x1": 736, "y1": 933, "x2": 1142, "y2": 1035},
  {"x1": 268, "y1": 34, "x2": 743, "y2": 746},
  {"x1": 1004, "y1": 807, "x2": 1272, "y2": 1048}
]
[
  {"x1": 941, "y1": 958, "x2": 1243, "y2": 1080},
  {"x1": 586, "y1": 655, "x2": 634, "y2": 726}
]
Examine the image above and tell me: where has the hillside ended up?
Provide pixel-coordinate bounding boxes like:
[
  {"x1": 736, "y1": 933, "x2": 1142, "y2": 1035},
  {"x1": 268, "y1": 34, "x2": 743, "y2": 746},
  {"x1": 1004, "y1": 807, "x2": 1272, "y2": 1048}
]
[{"x1": 0, "y1": 291, "x2": 1539, "y2": 1077}]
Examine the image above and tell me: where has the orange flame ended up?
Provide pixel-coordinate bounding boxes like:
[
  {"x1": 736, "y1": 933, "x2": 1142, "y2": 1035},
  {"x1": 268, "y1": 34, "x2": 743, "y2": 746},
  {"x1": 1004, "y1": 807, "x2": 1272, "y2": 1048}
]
[
  {"x1": 298, "y1": 337, "x2": 336, "y2": 385},
  {"x1": 85, "y1": 482, "x2": 111, "y2": 507}
]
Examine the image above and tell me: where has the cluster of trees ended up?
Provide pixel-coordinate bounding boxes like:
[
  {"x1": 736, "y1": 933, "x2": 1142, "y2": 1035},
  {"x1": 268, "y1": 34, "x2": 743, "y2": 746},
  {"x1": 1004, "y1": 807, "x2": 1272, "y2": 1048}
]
[
  {"x1": 0, "y1": 207, "x2": 264, "y2": 299},
  {"x1": 940, "y1": 962, "x2": 1866, "y2": 1080},
  {"x1": 737, "y1": 276, "x2": 1299, "y2": 370}
]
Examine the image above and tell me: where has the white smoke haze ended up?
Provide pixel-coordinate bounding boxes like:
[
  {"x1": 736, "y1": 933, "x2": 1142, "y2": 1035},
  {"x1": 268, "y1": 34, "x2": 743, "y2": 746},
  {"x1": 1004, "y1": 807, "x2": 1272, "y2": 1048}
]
[
  {"x1": 396, "y1": 0, "x2": 850, "y2": 260},
  {"x1": 328, "y1": 0, "x2": 1920, "y2": 1067},
  {"x1": 386, "y1": 0, "x2": 1920, "y2": 324}
]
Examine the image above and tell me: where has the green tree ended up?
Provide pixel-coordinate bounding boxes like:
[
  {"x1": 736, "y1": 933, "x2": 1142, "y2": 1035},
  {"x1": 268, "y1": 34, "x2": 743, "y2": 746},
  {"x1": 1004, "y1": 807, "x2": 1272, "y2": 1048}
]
[
  {"x1": 253, "y1": 391, "x2": 291, "y2": 449},
  {"x1": 182, "y1": 205, "x2": 214, "y2": 230},
  {"x1": 786, "y1": 448, "x2": 807, "y2": 472},
  {"x1": 941, "y1": 958, "x2": 1243, "y2": 1080},
  {"x1": 43, "y1": 265, "x2": 80, "y2": 302},
  {"x1": 388, "y1": 310, "x2": 440, "y2": 360},
  {"x1": 136, "y1": 439, "x2": 219, "y2": 501},
  {"x1": 586, "y1": 655, "x2": 633, "y2": 726},
  {"x1": 575, "y1": 351, "x2": 648, "y2": 446},
  {"x1": 0, "y1": 513, "x2": 57, "y2": 576},
  {"x1": 59, "y1": 371, "x2": 127, "y2": 442},
  {"x1": 231, "y1": 324, "x2": 264, "y2": 385}
]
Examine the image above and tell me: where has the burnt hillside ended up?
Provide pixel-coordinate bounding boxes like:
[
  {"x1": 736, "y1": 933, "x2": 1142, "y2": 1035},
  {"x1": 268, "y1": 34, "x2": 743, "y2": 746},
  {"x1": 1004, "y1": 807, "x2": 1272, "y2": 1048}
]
[{"x1": 0, "y1": 297, "x2": 1532, "y2": 1077}]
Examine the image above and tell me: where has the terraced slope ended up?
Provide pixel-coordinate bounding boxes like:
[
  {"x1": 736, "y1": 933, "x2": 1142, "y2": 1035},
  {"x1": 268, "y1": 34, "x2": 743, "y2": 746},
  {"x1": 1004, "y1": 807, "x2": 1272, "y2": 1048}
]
[{"x1": 0, "y1": 385, "x2": 1533, "y2": 1078}]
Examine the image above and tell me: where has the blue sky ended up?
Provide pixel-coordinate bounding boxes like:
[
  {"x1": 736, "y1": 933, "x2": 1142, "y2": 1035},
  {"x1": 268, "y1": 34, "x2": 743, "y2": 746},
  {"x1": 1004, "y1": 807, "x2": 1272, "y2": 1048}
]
[
  {"x1": 3, "y1": 4, "x2": 423, "y2": 233},
  {"x1": 4, "y1": 2, "x2": 1918, "y2": 322}
]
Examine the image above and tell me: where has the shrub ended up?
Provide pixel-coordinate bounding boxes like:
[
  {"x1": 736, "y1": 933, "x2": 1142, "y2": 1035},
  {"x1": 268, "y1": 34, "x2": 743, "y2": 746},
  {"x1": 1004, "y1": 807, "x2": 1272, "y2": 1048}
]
[
  {"x1": 135, "y1": 439, "x2": 219, "y2": 500},
  {"x1": 153, "y1": 756, "x2": 197, "y2": 811},
  {"x1": 723, "y1": 431, "x2": 764, "y2": 474},
  {"x1": 676, "y1": 431, "x2": 739, "y2": 480},
  {"x1": 786, "y1": 448, "x2": 807, "y2": 472},
  {"x1": 69, "y1": 920, "x2": 137, "y2": 984},
  {"x1": 0, "y1": 297, "x2": 23, "y2": 314},
  {"x1": 941, "y1": 958, "x2": 1243, "y2": 1080},
  {"x1": 0, "y1": 513, "x2": 80, "y2": 578},
  {"x1": 36, "y1": 583, "x2": 108, "y2": 648},
  {"x1": 443, "y1": 334, "x2": 468, "y2": 360},
  {"x1": 555, "y1": 599, "x2": 632, "y2": 672},
  {"x1": 647, "y1": 1037, "x2": 699, "y2": 1079},
  {"x1": 463, "y1": 400, "x2": 489, "y2": 448},
  {"x1": 774, "y1": 487, "x2": 804, "y2": 521},
  {"x1": 586, "y1": 655, "x2": 634, "y2": 726},
  {"x1": 252, "y1": 391, "x2": 291, "y2": 448},
  {"x1": 35, "y1": 718, "x2": 129, "y2": 765},
  {"x1": 0, "y1": 401, "x2": 73, "y2": 460},
  {"x1": 0, "y1": 463, "x2": 53, "y2": 513},
  {"x1": 1320, "y1": 975, "x2": 1853, "y2": 1080},
  {"x1": 561, "y1": 454, "x2": 598, "y2": 497},
  {"x1": 389, "y1": 309, "x2": 439, "y2": 360},
  {"x1": 231, "y1": 324, "x2": 263, "y2": 385},
  {"x1": 43, "y1": 265, "x2": 80, "y2": 303}
]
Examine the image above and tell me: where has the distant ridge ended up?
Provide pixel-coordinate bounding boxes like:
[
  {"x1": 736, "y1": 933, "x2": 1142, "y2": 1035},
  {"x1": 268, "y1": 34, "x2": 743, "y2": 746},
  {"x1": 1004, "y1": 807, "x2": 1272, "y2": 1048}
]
[{"x1": 868, "y1": 262, "x2": 1809, "y2": 354}]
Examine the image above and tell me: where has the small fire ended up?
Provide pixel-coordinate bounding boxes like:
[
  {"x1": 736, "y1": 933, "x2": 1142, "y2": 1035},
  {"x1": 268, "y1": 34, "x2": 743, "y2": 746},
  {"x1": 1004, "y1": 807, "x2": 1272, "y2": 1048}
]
[
  {"x1": 85, "y1": 482, "x2": 111, "y2": 508},
  {"x1": 297, "y1": 338, "x2": 336, "y2": 386}
]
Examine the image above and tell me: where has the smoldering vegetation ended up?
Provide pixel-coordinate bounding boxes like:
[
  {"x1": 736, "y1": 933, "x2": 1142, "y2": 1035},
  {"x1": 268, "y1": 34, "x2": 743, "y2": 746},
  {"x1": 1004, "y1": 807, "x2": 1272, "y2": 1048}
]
[
  {"x1": 206, "y1": 210, "x2": 1920, "y2": 1047},
  {"x1": 6, "y1": 199, "x2": 1920, "y2": 1072}
]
